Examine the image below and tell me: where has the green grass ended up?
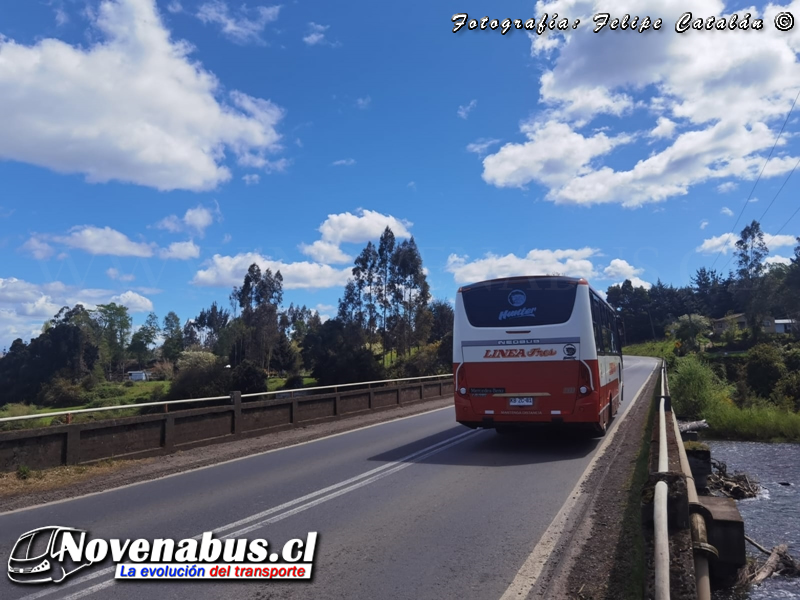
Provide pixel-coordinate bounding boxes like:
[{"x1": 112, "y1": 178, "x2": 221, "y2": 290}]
[
  {"x1": 266, "y1": 377, "x2": 317, "y2": 392},
  {"x1": 703, "y1": 403, "x2": 800, "y2": 442},
  {"x1": 623, "y1": 339, "x2": 676, "y2": 360}
]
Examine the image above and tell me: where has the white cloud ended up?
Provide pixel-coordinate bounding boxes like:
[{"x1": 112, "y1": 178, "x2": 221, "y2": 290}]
[
  {"x1": 721, "y1": 207, "x2": 734, "y2": 216},
  {"x1": 106, "y1": 268, "x2": 135, "y2": 282},
  {"x1": 700, "y1": 220, "x2": 709, "y2": 230},
  {"x1": 696, "y1": 231, "x2": 797, "y2": 255},
  {"x1": 159, "y1": 240, "x2": 200, "y2": 260},
  {"x1": 603, "y1": 258, "x2": 641, "y2": 281},
  {"x1": 457, "y1": 100, "x2": 477, "y2": 120},
  {"x1": 184, "y1": 206, "x2": 216, "y2": 233},
  {"x1": 317, "y1": 209, "x2": 412, "y2": 244},
  {"x1": 243, "y1": 174, "x2": 260, "y2": 185},
  {"x1": 222, "y1": 233, "x2": 232, "y2": 244},
  {"x1": 332, "y1": 159, "x2": 356, "y2": 166},
  {"x1": 649, "y1": 117, "x2": 676, "y2": 139},
  {"x1": 156, "y1": 203, "x2": 221, "y2": 236},
  {"x1": 765, "y1": 255, "x2": 792, "y2": 266},
  {"x1": 55, "y1": 7, "x2": 69, "y2": 26},
  {"x1": 55, "y1": 226, "x2": 155, "y2": 257},
  {"x1": 110, "y1": 290, "x2": 154, "y2": 312},
  {"x1": 314, "y1": 303, "x2": 335, "y2": 323},
  {"x1": 717, "y1": 182, "x2": 738, "y2": 193},
  {"x1": 196, "y1": 1, "x2": 281, "y2": 44},
  {"x1": 602, "y1": 258, "x2": 652, "y2": 289},
  {"x1": 466, "y1": 138, "x2": 502, "y2": 157},
  {"x1": 20, "y1": 237, "x2": 55, "y2": 260},
  {"x1": 303, "y1": 22, "x2": 336, "y2": 46},
  {"x1": 407, "y1": 181, "x2": 416, "y2": 191},
  {"x1": 0, "y1": 277, "x2": 155, "y2": 346},
  {"x1": 0, "y1": 0, "x2": 285, "y2": 191},
  {"x1": 299, "y1": 241, "x2": 352, "y2": 264},
  {"x1": 299, "y1": 209, "x2": 413, "y2": 265},
  {"x1": 192, "y1": 253, "x2": 351, "y2": 289},
  {"x1": 356, "y1": 96, "x2": 371, "y2": 109},
  {"x1": 167, "y1": 1, "x2": 183, "y2": 13},
  {"x1": 480, "y1": 0, "x2": 800, "y2": 207},
  {"x1": 445, "y1": 247, "x2": 598, "y2": 284},
  {"x1": 482, "y1": 121, "x2": 633, "y2": 197},
  {"x1": 764, "y1": 234, "x2": 799, "y2": 249},
  {"x1": 696, "y1": 233, "x2": 738, "y2": 255}
]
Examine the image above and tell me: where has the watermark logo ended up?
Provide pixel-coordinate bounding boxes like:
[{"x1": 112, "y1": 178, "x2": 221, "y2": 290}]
[
  {"x1": 8, "y1": 526, "x2": 93, "y2": 584},
  {"x1": 8, "y1": 527, "x2": 318, "y2": 585}
]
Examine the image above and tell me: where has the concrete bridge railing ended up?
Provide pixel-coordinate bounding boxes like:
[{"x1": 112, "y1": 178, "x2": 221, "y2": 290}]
[{"x1": 0, "y1": 374, "x2": 454, "y2": 473}]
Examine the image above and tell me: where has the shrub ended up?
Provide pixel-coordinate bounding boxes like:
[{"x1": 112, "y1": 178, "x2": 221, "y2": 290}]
[
  {"x1": 168, "y1": 351, "x2": 230, "y2": 400},
  {"x1": 283, "y1": 374, "x2": 306, "y2": 390},
  {"x1": 784, "y1": 348, "x2": 800, "y2": 372},
  {"x1": 36, "y1": 377, "x2": 84, "y2": 408},
  {"x1": 745, "y1": 344, "x2": 786, "y2": 399},
  {"x1": 123, "y1": 380, "x2": 134, "y2": 388},
  {"x1": 230, "y1": 360, "x2": 267, "y2": 395},
  {"x1": 670, "y1": 355, "x2": 729, "y2": 420},
  {"x1": 16, "y1": 465, "x2": 31, "y2": 480}
]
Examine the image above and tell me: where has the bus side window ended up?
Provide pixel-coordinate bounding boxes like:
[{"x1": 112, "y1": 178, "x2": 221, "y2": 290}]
[
  {"x1": 591, "y1": 295, "x2": 604, "y2": 354},
  {"x1": 601, "y1": 305, "x2": 612, "y2": 353},
  {"x1": 607, "y1": 307, "x2": 618, "y2": 354}
]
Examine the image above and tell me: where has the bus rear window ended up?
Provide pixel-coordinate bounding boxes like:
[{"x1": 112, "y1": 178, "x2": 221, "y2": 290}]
[{"x1": 461, "y1": 279, "x2": 578, "y2": 328}]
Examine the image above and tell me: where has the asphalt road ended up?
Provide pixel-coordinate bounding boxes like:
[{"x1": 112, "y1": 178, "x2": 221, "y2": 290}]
[{"x1": 1, "y1": 356, "x2": 659, "y2": 600}]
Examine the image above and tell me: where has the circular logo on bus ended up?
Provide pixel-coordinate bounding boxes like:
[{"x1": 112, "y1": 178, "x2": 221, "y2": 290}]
[
  {"x1": 563, "y1": 343, "x2": 576, "y2": 356},
  {"x1": 508, "y1": 290, "x2": 526, "y2": 307}
]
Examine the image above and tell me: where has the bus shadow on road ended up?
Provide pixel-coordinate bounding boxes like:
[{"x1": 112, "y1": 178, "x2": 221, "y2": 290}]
[{"x1": 367, "y1": 426, "x2": 600, "y2": 468}]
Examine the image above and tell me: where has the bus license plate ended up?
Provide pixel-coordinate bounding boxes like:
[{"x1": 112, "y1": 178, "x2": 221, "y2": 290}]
[{"x1": 508, "y1": 397, "x2": 534, "y2": 407}]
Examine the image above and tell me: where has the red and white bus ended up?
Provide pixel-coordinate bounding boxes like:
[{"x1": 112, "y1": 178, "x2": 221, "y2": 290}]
[{"x1": 452, "y1": 276, "x2": 623, "y2": 436}]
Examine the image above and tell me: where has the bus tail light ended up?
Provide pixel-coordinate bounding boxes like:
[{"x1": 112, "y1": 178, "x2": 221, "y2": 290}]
[{"x1": 578, "y1": 362, "x2": 593, "y2": 396}]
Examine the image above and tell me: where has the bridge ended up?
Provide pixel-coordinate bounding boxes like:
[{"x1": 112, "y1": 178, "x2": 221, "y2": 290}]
[{"x1": 0, "y1": 357, "x2": 703, "y2": 600}]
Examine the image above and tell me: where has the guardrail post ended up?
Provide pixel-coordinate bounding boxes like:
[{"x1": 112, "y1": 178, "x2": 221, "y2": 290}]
[
  {"x1": 65, "y1": 428, "x2": 80, "y2": 465},
  {"x1": 230, "y1": 391, "x2": 242, "y2": 436},
  {"x1": 334, "y1": 392, "x2": 340, "y2": 416},
  {"x1": 291, "y1": 399, "x2": 298, "y2": 425},
  {"x1": 163, "y1": 414, "x2": 175, "y2": 452},
  {"x1": 368, "y1": 390, "x2": 374, "y2": 409}
]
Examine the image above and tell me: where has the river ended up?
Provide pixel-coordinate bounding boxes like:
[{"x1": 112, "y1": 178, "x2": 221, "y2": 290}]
[{"x1": 708, "y1": 441, "x2": 800, "y2": 600}]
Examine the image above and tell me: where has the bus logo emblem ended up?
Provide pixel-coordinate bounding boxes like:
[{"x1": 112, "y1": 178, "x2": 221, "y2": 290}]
[
  {"x1": 508, "y1": 290, "x2": 526, "y2": 307},
  {"x1": 563, "y1": 344, "x2": 576, "y2": 356}
]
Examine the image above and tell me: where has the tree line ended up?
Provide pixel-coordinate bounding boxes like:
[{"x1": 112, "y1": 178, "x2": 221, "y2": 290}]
[
  {"x1": 608, "y1": 220, "x2": 800, "y2": 346},
  {"x1": 0, "y1": 227, "x2": 455, "y2": 407},
  {"x1": 2, "y1": 219, "x2": 797, "y2": 408}
]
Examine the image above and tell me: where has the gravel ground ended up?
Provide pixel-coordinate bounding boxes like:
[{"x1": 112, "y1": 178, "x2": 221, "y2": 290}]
[{"x1": 0, "y1": 398, "x2": 453, "y2": 513}]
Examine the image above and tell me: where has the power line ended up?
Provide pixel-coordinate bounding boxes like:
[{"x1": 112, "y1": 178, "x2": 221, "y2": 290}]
[
  {"x1": 710, "y1": 87, "x2": 800, "y2": 270},
  {"x1": 718, "y1": 154, "x2": 800, "y2": 272},
  {"x1": 774, "y1": 203, "x2": 800, "y2": 237},
  {"x1": 757, "y1": 156, "x2": 800, "y2": 223}
]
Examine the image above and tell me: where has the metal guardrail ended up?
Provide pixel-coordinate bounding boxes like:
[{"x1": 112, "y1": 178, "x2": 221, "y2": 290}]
[
  {"x1": 0, "y1": 374, "x2": 453, "y2": 424},
  {"x1": 654, "y1": 360, "x2": 670, "y2": 600},
  {"x1": 654, "y1": 359, "x2": 715, "y2": 600}
]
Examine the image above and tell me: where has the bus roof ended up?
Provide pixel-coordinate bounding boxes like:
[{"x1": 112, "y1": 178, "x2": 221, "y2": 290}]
[
  {"x1": 457, "y1": 275, "x2": 616, "y2": 312},
  {"x1": 457, "y1": 275, "x2": 588, "y2": 293}
]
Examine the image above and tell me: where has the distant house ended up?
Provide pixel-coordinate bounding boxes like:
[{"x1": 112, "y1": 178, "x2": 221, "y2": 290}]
[
  {"x1": 712, "y1": 314, "x2": 776, "y2": 335},
  {"x1": 775, "y1": 319, "x2": 796, "y2": 334},
  {"x1": 126, "y1": 371, "x2": 150, "y2": 382}
]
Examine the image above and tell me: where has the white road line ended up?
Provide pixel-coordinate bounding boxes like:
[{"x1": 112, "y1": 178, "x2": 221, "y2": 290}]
[
  {"x1": 499, "y1": 359, "x2": 659, "y2": 600},
  {"x1": 17, "y1": 428, "x2": 482, "y2": 600},
  {"x1": 1, "y1": 404, "x2": 454, "y2": 516}
]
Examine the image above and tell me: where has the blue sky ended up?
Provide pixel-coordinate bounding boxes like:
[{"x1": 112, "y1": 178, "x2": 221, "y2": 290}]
[{"x1": 2, "y1": 0, "x2": 800, "y2": 348}]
